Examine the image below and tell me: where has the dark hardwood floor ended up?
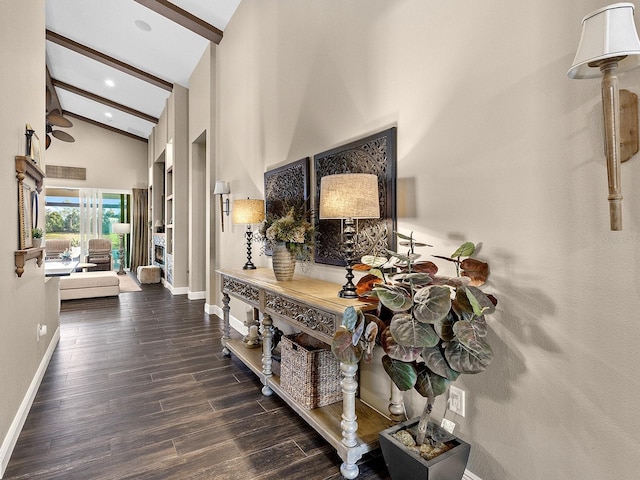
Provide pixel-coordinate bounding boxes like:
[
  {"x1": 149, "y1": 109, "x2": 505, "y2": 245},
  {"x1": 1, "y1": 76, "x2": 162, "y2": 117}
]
[{"x1": 4, "y1": 275, "x2": 390, "y2": 480}]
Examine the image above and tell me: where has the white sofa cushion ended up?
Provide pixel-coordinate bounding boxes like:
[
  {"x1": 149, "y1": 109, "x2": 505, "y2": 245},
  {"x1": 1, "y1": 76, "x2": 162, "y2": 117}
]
[{"x1": 60, "y1": 271, "x2": 119, "y2": 289}]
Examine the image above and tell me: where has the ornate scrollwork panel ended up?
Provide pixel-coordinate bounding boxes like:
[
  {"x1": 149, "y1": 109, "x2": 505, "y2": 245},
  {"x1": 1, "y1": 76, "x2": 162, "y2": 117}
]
[
  {"x1": 313, "y1": 127, "x2": 397, "y2": 266},
  {"x1": 222, "y1": 277, "x2": 260, "y2": 306},
  {"x1": 265, "y1": 292, "x2": 336, "y2": 337}
]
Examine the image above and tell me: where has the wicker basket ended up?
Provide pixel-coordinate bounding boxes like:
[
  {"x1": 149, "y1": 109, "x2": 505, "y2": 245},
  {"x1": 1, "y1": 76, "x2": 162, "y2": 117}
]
[{"x1": 280, "y1": 333, "x2": 342, "y2": 409}]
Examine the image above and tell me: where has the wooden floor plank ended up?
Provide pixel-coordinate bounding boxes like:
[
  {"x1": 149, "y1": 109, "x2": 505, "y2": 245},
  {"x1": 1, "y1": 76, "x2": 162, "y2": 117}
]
[{"x1": 3, "y1": 276, "x2": 389, "y2": 479}]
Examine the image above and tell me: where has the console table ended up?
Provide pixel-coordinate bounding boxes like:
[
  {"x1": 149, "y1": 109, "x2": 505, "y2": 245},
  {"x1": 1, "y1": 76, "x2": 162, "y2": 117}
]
[{"x1": 218, "y1": 268, "x2": 392, "y2": 479}]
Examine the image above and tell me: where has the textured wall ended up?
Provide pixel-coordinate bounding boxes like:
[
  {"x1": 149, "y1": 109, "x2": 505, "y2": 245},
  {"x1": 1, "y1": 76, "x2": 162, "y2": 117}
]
[{"x1": 215, "y1": 1, "x2": 640, "y2": 479}]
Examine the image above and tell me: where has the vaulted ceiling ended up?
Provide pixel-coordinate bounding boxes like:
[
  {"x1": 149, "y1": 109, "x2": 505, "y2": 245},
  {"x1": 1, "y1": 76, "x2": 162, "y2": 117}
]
[{"x1": 45, "y1": 0, "x2": 241, "y2": 148}]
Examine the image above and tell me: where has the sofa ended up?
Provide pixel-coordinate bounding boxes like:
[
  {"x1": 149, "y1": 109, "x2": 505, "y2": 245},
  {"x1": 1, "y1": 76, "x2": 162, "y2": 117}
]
[{"x1": 59, "y1": 271, "x2": 120, "y2": 300}]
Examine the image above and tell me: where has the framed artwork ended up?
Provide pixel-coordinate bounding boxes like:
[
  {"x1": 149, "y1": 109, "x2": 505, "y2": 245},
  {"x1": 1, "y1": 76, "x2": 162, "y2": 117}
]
[
  {"x1": 25, "y1": 124, "x2": 40, "y2": 165},
  {"x1": 314, "y1": 127, "x2": 397, "y2": 266},
  {"x1": 264, "y1": 158, "x2": 310, "y2": 253},
  {"x1": 30, "y1": 132, "x2": 41, "y2": 165}
]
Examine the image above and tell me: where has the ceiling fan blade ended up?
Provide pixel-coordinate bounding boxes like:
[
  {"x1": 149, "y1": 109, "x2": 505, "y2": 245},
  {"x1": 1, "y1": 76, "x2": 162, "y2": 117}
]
[
  {"x1": 46, "y1": 88, "x2": 52, "y2": 110},
  {"x1": 45, "y1": 134, "x2": 51, "y2": 150},
  {"x1": 47, "y1": 113, "x2": 73, "y2": 128},
  {"x1": 52, "y1": 130, "x2": 75, "y2": 142}
]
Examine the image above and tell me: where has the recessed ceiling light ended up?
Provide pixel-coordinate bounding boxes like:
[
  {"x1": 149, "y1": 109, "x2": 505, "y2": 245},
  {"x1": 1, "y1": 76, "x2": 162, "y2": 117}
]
[
  {"x1": 135, "y1": 19, "x2": 152, "y2": 32},
  {"x1": 105, "y1": 79, "x2": 115, "y2": 87},
  {"x1": 105, "y1": 112, "x2": 113, "y2": 119}
]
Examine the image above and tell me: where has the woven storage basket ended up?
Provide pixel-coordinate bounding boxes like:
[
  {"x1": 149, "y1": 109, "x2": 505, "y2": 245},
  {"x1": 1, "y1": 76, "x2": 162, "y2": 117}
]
[{"x1": 280, "y1": 333, "x2": 342, "y2": 409}]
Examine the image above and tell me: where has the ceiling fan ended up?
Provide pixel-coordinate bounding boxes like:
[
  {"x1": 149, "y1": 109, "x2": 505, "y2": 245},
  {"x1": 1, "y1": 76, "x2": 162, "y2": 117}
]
[
  {"x1": 45, "y1": 87, "x2": 75, "y2": 148},
  {"x1": 46, "y1": 109, "x2": 75, "y2": 147}
]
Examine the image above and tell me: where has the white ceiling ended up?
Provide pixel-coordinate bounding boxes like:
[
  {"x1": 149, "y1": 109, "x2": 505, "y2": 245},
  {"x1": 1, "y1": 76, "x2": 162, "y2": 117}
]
[{"x1": 45, "y1": 0, "x2": 241, "y2": 143}]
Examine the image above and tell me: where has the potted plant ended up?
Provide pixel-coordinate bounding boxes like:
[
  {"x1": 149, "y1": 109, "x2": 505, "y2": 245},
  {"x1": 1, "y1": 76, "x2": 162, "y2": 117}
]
[
  {"x1": 331, "y1": 232, "x2": 497, "y2": 480},
  {"x1": 32, "y1": 228, "x2": 44, "y2": 248},
  {"x1": 257, "y1": 201, "x2": 314, "y2": 281}
]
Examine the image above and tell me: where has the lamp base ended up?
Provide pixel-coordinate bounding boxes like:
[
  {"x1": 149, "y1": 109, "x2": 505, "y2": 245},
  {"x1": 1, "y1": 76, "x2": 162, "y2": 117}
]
[
  {"x1": 338, "y1": 218, "x2": 358, "y2": 299},
  {"x1": 117, "y1": 239, "x2": 126, "y2": 275},
  {"x1": 241, "y1": 226, "x2": 257, "y2": 270},
  {"x1": 338, "y1": 287, "x2": 358, "y2": 299}
]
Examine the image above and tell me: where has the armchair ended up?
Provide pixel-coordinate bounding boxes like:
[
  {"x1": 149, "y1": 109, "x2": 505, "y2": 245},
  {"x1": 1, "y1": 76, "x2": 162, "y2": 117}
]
[
  {"x1": 45, "y1": 239, "x2": 71, "y2": 260},
  {"x1": 86, "y1": 238, "x2": 112, "y2": 271}
]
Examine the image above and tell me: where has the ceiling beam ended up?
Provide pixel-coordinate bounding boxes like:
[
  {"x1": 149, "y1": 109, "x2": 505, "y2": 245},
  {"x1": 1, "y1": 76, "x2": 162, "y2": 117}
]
[
  {"x1": 52, "y1": 79, "x2": 159, "y2": 124},
  {"x1": 134, "y1": 0, "x2": 223, "y2": 44},
  {"x1": 46, "y1": 30, "x2": 173, "y2": 91},
  {"x1": 63, "y1": 111, "x2": 149, "y2": 142}
]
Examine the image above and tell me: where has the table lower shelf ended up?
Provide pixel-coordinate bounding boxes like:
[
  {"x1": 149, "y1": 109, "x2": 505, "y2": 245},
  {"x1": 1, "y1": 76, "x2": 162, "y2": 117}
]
[{"x1": 225, "y1": 337, "x2": 392, "y2": 460}]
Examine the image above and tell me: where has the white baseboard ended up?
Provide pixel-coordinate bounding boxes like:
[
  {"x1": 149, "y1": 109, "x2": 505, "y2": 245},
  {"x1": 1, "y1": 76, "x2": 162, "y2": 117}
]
[
  {"x1": 0, "y1": 326, "x2": 60, "y2": 479},
  {"x1": 464, "y1": 469, "x2": 482, "y2": 480},
  {"x1": 205, "y1": 303, "x2": 246, "y2": 335},
  {"x1": 168, "y1": 285, "x2": 189, "y2": 295},
  {"x1": 188, "y1": 290, "x2": 206, "y2": 300}
]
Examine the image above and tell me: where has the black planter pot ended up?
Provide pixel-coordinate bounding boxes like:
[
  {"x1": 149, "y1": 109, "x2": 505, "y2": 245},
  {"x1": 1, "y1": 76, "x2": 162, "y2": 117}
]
[{"x1": 379, "y1": 418, "x2": 470, "y2": 480}]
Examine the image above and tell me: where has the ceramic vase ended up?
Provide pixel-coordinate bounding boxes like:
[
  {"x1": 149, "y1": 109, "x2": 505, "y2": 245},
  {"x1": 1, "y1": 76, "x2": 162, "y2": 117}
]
[{"x1": 272, "y1": 243, "x2": 296, "y2": 281}]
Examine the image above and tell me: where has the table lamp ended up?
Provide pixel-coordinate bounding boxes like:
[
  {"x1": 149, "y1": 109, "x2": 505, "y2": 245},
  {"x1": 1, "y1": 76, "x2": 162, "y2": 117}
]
[
  {"x1": 232, "y1": 198, "x2": 265, "y2": 269},
  {"x1": 319, "y1": 173, "x2": 380, "y2": 298}
]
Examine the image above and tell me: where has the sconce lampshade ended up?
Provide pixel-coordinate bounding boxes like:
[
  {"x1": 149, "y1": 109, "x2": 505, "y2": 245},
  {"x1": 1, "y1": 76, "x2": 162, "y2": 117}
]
[
  {"x1": 213, "y1": 181, "x2": 230, "y2": 195},
  {"x1": 154, "y1": 220, "x2": 163, "y2": 227},
  {"x1": 112, "y1": 222, "x2": 131, "y2": 234},
  {"x1": 232, "y1": 199, "x2": 265, "y2": 225},
  {"x1": 568, "y1": 2, "x2": 640, "y2": 79},
  {"x1": 319, "y1": 173, "x2": 380, "y2": 220}
]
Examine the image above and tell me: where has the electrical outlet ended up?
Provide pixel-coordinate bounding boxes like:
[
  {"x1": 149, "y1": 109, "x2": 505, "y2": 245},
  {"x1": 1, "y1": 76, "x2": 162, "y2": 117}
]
[
  {"x1": 449, "y1": 386, "x2": 466, "y2": 417},
  {"x1": 36, "y1": 324, "x2": 47, "y2": 342}
]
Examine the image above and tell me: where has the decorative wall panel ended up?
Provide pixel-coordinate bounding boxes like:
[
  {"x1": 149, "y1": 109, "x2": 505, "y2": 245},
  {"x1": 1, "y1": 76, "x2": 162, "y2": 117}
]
[
  {"x1": 263, "y1": 157, "x2": 310, "y2": 254},
  {"x1": 314, "y1": 128, "x2": 397, "y2": 266}
]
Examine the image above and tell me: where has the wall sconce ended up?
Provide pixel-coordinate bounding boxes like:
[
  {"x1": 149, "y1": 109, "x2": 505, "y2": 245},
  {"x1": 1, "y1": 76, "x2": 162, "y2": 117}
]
[
  {"x1": 213, "y1": 181, "x2": 230, "y2": 232},
  {"x1": 319, "y1": 173, "x2": 380, "y2": 298},
  {"x1": 568, "y1": 2, "x2": 640, "y2": 230},
  {"x1": 232, "y1": 198, "x2": 265, "y2": 270}
]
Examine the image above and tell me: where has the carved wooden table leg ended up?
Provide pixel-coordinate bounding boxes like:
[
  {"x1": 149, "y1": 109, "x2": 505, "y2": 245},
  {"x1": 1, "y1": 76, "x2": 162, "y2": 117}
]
[
  {"x1": 389, "y1": 382, "x2": 405, "y2": 422},
  {"x1": 221, "y1": 292, "x2": 231, "y2": 356},
  {"x1": 261, "y1": 313, "x2": 273, "y2": 396},
  {"x1": 340, "y1": 362, "x2": 359, "y2": 479}
]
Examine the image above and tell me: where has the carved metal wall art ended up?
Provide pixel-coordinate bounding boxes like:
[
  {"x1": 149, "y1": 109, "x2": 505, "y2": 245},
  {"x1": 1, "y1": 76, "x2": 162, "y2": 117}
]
[
  {"x1": 264, "y1": 157, "x2": 310, "y2": 218},
  {"x1": 314, "y1": 127, "x2": 397, "y2": 266},
  {"x1": 263, "y1": 158, "x2": 310, "y2": 254}
]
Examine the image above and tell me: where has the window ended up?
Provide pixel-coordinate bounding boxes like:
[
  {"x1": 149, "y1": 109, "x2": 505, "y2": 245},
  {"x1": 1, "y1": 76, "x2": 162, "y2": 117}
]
[{"x1": 45, "y1": 188, "x2": 130, "y2": 268}]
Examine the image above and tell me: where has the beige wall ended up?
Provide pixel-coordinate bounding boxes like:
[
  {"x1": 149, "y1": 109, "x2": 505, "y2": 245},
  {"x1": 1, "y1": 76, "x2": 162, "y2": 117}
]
[
  {"x1": 189, "y1": 45, "x2": 217, "y2": 306},
  {"x1": 0, "y1": 1, "x2": 54, "y2": 475},
  {"x1": 44, "y1": 117, "x2": 148, "y2": 190},
  {"x1": 215, "y1": 1, "x2": 640, "y2": 479}
]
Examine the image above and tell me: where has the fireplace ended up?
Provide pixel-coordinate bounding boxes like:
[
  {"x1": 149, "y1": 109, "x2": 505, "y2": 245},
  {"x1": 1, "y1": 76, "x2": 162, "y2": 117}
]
[{"x1": 154, "y1": 245, "x2": 165, "y2": 265}]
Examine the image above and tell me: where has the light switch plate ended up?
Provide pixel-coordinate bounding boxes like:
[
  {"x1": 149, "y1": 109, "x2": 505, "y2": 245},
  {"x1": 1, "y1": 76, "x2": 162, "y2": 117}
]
[
  {"x1": 449, "y1": 386, "x2": 466, "y2": 417},
  {"x1": 441, "y1": 418, "x2": 456, "y2": 433}
]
